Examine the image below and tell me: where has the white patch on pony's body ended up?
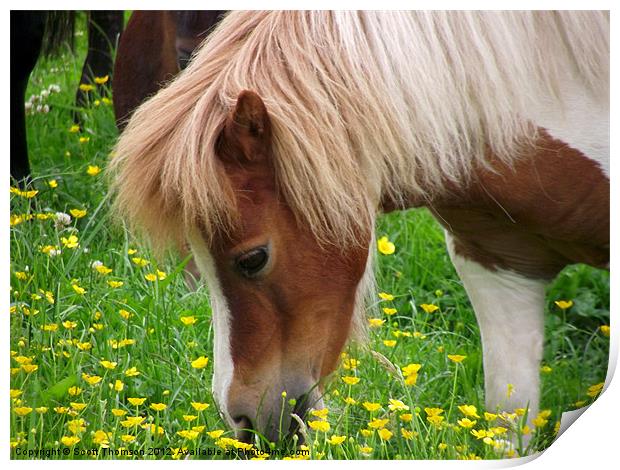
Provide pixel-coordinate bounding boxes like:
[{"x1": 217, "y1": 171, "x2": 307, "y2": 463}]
[
  {"x1": 445, "y1": 232, "x2": 546, "y2": 422},
  {"x1": 527, "y1": 77, "x2": 609, "y2": 178},
  {"x1": 187, "y1": 229, "x2": 234, "y2": 425}
]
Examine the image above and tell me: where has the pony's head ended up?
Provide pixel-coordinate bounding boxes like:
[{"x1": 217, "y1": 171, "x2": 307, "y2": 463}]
[{"x1": 184, "y1": 91, "x2": 371, "y2": 441}]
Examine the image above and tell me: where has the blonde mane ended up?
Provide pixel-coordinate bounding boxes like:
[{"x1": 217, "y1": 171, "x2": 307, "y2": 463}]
[{"x1": 110, "y1": 11, "x2": 609, "y2": 254}]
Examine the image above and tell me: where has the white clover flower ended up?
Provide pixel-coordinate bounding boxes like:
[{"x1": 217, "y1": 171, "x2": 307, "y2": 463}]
[
  {"x1": 54, "y1": 212, "x2": 71, "y2": 228},
  {"x1": 42, "y1": 105, "x2": 50, "y2": 113},
  {"x1": 91, "y1": 260, "x2": 103, "y2": 270},
  {"x1": 40, "y1": 89, "x2": 50, "y2": 99}
]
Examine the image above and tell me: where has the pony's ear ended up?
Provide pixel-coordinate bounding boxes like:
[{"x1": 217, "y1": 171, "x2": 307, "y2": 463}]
[{"x1": 218, "y1": 90, "x2": 272, "y2": 162}]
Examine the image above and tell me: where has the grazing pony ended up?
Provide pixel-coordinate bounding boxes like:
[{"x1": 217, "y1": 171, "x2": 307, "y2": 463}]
[{"x1": 110, "y1": 11, "x2": 609, "y2": 443}]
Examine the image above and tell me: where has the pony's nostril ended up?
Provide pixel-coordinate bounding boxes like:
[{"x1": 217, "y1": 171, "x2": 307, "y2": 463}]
[
  {"x1": 232, "y1": 415, "x2": 254, "y2": 444},
  {"x1": 233, "y1": 415, "x2": 253, "y2": 429}
]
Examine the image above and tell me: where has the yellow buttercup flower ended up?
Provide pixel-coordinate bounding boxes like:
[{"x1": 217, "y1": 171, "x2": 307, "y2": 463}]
[
  {"x1": 377, "y1": 428, "x2": 393, "y2": 441},
  {"x1": 342, "y1": 376, "x2": 360, "y2": 385},
  {"x1": 42, "y1": 323, "x2": 59, "y2": 332},
  {"x1": 69, "y1": 208, "x2": 87, "y2": 218},
  {"x1": 191, "y1": 356, "x2": 209, "y2": 369},
  {"x1": 125, "y1": 367, "x2": 140, "y2": 377},
  {"x1": 420, "y1": 303, "x2": 439, "y2": 313},
  {"x1": 368, "y1": 318, "x2": 385, "y2": 328},
  {"x1": 377, "y1": 236, "x2": 396, "y2": 255},
  {"x1": 458, "y1": 405, "x2": 480, "y2": 418},
  {"x1": 95, "y1": 265, "x2": 112, "y2": 275},
  {"x1": 180, "y1": 316, "x2": 197, "y2": 325},
  {"x1": 191, "y1": 402, "x2": 210, "y2": 411},
  {"x1": 121, "y1": 416, "x2": 145, "y2": 427},
  {"x1": 82, "y1": 373, "x2": 102, "y2": 386},
  {"x1": 587, "y1": 382, "x2": 604, "y2": 398},
  {"x1": 107, "y1": 280, "x2": 124, "y2": 288},
  {"x1": 399, "y1": 413, "x2": 413, "y2": 422},
  {"x1": 94, "y1": 75, "x2": 109, "y2": 84},
  {"x1": 368, "y1": 418, "x2": 389, "y2": 429},
  {"x1": 383, "y1": 340, "x2": 397, "y2": 347},
  {"x1": 447, "y1": 354, "x2": 466, "y2": 363},
  {"x1": 71, "y1": 284, "x2": 86, "y2": 295},
  {"x1": 207, "y1": 430, "x2": 225, "y2": 439},
  {"x1": 308, "y1": 420, "x2": 330, "y2": 432},
  {"x1": 457, "y1": 418, "x2": 477, "y2": 428},
  {"x1": 79, "y1": 83, "x2": 94, "y2": 92},
  {"x1": 127, "y1": 397, "x2": 146, "y2": 406},
  {"x1": 69, "y1": 125, "x2": 80, "y2": 133},
  {"x1": 327, "y1": 435, "x2": 346, "y2": 445},
  {"x1": 401, "y1": 429, "x2": 417, "y2": 439},
  {"x1": 61, "y1": 436, "x2": 81, "y2": 446},
  {"x1": 554, "y1": 300, "x2": 573, "y2": 310},
  {"x1": 61, "y1": 235, "x2": 79, "y2": 249},
  {"x1": 13, "y1": 406, "x2": 33, "y2": 416},
  {"x1": 600, "y1": 325, "x2": 610, "y2": 337},
  {"x1": 48, "y1": 179, "x2": 58, "y2": 188},
  {"x1": 62, "y1": 320, "x2": 78, "y2": 330},
  {"x1": 378, "y1": 292, "x2": 394, "y2": 301},
  {"x1": 388, "y1": 399, "x2": 409, "y2": 411},
  {"x1": 342, "y1": 358, "x2": 359, "y2": 370},
  {"x1": 67, "y1": 418, "x2": 86, "y2": 434},
  {"x1": 362, "y1": 402, "x2": 381, "y2": 412},
  {"x1": 121, "y1": 434, "x2": 136, "y2": 443},
  {"x1": 150, "y1": 403, "x2": 167, "y2": 411},
  {"x1": 144, "y1": 273, "x2": 157, "y2": 282},
  {"x1": 119, "y1": 309, "x2": 132, "y2": 320},
  {"x1": 540, "y1": 365, "x2": 553, "y2": 374},
  {"x1": 100, "y1": 360, "x2": 117, "y2": 370},
  {"x1": 131, "y1": 257, "x2": 149, "y2": 267},
  {"x1": 86, "y1": 165, "x2": 100, "y2": 176},
  {"x1": 382, "y1": 307, "x2": 397, "y2": 316},
  {"x1": 310, "y1": 408, "x2": 329, "y2": 420},
  {"x1": 111, "y1": 408, "x2": 127, "y2": 417},
  {"x1": 111, "y1": 380, "x2": 124, "y2": 392},
  {"x1": 92, "y1": 430, "x2": 111, "y2": 447}
]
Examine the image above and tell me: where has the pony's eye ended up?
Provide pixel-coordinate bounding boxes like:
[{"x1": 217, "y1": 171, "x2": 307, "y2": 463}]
[{"x1": 235, "y1": 247, "x2": 269, "y2": 277}]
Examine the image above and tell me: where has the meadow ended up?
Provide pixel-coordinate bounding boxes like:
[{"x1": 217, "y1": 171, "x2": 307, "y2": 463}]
[{"x1": 10, "y1": 20, "x2": 610, "y2": 460}]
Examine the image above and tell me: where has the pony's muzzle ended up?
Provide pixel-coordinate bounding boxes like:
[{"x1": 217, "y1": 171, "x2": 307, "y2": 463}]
[{"x1": 227, "y1": 386, "x2": 322, "y2": 444}]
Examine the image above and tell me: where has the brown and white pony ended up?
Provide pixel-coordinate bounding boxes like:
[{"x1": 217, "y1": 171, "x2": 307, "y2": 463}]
[{"x1": 110, "y1": 11, "x2": 609, "y2": 443}]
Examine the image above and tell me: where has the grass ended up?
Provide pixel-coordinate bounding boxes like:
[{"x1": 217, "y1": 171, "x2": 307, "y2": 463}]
[{"x1": 10, "y1": 22, "x2": 610, "y2": 460}]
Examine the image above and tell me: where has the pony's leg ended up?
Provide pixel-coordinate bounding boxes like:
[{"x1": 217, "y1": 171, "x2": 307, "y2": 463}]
[{"x1": 445, "y1": 233, "x2": 546, "y2": 434}]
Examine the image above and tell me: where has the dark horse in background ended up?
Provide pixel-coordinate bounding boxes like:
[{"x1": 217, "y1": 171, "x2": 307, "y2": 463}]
[
  {"x1": 113, "y1": 11, "x2": 226, "y2": 128},
  {"x1": 10, "y1": 10, "x2": 225, "y2": 184}
]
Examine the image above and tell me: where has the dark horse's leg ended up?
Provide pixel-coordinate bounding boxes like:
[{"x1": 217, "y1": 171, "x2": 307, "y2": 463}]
[
  {"x1": 10, "y1": 12, "x2": 45, "y2": 185},
  {"x1": 75, "y1": 11, "x2": 124, "y2": 109}
]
